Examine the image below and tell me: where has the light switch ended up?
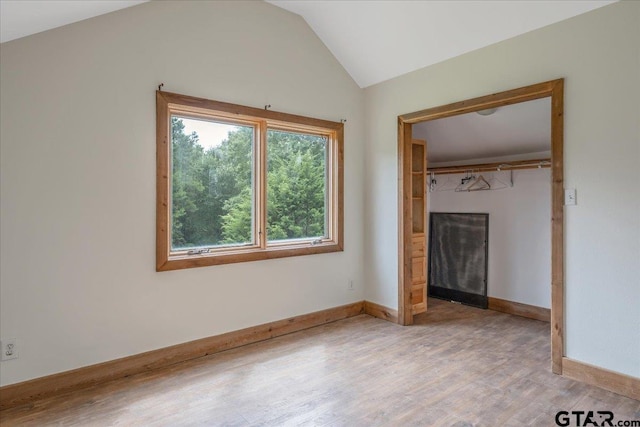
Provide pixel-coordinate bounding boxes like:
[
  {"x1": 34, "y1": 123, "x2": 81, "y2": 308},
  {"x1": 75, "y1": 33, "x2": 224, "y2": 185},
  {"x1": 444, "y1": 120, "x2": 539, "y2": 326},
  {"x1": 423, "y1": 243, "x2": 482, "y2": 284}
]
[{"x1": 565, "y1": 188, "x2": 577, "y2": 206}]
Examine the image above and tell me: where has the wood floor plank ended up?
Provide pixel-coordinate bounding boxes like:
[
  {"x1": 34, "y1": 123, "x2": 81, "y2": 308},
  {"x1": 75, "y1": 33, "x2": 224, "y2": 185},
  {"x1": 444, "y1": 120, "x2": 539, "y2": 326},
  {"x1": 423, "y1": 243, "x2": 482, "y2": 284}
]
[{"x1": 1, "y1": 299, "x2": 638, "y2": 426}]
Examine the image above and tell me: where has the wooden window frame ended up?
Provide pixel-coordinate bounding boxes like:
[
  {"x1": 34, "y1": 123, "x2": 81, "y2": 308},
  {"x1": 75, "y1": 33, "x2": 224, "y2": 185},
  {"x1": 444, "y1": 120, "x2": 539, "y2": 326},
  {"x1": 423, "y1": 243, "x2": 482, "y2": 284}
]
[{"x1": 156, "y1": 91, "x2": 344, "y2": 271}]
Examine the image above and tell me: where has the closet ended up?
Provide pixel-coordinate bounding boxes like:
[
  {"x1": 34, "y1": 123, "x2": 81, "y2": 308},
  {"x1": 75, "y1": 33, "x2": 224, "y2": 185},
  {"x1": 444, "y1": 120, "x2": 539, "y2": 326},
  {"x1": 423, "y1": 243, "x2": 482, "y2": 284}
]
[
  {"x1": 425, "y1": 159, "x2": 551, "y2": 309},
  {"x1": 396, "y1": 80, "x2": 564, "y2": 371}
]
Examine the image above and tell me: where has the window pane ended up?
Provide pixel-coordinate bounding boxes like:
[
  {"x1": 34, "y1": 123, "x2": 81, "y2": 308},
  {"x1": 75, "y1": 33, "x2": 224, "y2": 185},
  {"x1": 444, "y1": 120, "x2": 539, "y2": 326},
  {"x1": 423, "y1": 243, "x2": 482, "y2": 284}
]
[
  {"x1": 267, "y1": 129, "x2": 328, "y2": 242},
  {"x1": 170, "y1": 116, "x2": 254, "y2": 251}
]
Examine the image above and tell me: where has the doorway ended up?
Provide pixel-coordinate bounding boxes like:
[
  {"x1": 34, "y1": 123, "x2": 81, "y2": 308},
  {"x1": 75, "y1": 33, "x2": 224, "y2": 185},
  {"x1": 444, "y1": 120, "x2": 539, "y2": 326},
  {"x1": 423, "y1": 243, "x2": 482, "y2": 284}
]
[{"x1": 397, "y1": 79, "x2": 564, "y2": 374}]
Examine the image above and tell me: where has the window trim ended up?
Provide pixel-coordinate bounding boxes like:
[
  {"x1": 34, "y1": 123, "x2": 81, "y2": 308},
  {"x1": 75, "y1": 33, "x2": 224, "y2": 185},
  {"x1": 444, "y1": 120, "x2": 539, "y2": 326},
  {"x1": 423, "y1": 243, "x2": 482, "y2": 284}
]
[{"x1": 156, "y1": 91, "x2": 344, "y2": 271}]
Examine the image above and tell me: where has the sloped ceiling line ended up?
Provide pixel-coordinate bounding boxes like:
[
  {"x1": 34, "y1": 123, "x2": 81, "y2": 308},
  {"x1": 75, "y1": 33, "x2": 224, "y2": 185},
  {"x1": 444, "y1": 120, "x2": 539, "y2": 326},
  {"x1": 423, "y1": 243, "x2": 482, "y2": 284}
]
[
  {"x1": 266, "y1": 0, "x2": 615, "y2": 88},
  {"x1": 1, "y1": 1, "x2": 615, "y2": 88}
]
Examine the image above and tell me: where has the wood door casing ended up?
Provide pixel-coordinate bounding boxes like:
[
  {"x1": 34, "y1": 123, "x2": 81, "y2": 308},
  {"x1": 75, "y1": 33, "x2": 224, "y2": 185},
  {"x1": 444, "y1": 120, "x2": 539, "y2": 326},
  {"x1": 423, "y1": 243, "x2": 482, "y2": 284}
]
[{"x1": 397, "y1": 79, "x2": 564, "y2": 374}]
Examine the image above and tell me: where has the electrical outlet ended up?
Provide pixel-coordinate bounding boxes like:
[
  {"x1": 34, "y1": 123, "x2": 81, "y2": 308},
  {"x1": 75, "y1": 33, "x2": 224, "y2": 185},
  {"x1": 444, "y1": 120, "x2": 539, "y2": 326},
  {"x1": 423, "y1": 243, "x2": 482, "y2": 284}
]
[
  {"x1": 348, "y1": 279, "x2": 354, "y2": 291},
  {"x1": 1, "y1": 338, "x2": 18, "y2": 361}
]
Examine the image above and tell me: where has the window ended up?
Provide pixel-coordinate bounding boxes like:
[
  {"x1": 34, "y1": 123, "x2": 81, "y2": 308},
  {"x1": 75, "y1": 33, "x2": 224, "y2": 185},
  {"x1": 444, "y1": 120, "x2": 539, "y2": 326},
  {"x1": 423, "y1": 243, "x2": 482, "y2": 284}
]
[{"x1": 156, "y1": 91, "x2": 343, "y2": 271}]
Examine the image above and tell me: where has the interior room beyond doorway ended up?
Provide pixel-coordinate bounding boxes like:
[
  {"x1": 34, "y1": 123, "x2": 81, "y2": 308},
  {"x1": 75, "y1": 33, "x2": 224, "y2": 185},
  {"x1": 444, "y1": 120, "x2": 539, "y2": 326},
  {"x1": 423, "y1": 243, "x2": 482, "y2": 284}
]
[
  {"x1": 414, "y1": 97, "x2": 552, "y2": 316},
  {"x1": 396, "y1": 79, "x2": 565, "y2": 374}
]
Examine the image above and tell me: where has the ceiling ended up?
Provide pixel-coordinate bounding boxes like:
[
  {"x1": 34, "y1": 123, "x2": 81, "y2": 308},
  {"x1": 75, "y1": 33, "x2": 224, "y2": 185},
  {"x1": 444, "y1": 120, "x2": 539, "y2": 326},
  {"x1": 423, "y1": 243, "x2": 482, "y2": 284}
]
[
  {"x1": 1, "y1": 1, "x2": 615, "y2": 87},
  {"x1": 412, "y1": 98, "x2": 551, "y2": 166},
  {"x1": 0, "y1": 0, "x2": 148, "y2": 43},
  {"x1": 267, "y1": 0, "x2": 615, "y2": 87}
]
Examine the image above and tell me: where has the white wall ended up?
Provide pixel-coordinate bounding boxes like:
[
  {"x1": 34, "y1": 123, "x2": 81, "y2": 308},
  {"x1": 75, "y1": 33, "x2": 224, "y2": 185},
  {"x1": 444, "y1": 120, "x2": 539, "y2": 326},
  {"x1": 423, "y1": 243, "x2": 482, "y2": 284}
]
[
  {"x1": 0, "y1": 1, "x2": 365, "y2": 386},
  {"x1": 429, "y1": 169, "x2": 551, "y2": 308},
  {"x1": 1, "y1": 0, "x2": 638, "y2": 388},
  {"x1": 364, "y1": 1, "x2": 639, "y2": 377}
]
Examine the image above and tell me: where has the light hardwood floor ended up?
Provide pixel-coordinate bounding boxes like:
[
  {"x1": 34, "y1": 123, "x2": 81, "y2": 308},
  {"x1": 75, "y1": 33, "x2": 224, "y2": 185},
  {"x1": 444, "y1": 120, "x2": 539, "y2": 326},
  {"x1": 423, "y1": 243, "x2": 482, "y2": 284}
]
[{"x1": 1, "y1": 299, "x2": 638, "y2": 426}]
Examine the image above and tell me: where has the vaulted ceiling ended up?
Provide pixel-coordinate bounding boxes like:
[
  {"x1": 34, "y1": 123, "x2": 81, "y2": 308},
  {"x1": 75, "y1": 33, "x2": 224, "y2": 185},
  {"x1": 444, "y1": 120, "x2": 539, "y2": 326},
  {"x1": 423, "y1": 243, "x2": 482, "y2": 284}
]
[
  {"x1": 2, "y1": 0, "x2": 615, "y2": 88},
  {"x1": 265, "y1": 0, "x2": 614, "y2": 87},
  {"x1": 0, "y1": 1, "x2": 148, "y2": 44}
]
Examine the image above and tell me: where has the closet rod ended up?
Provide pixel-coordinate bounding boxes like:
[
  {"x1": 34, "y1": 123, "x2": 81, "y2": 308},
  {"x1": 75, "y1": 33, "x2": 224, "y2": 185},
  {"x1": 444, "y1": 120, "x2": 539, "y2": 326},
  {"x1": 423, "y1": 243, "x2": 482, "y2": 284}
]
[{"x1": 427, "y1": 158, "x2": 551, "y2": 175}]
